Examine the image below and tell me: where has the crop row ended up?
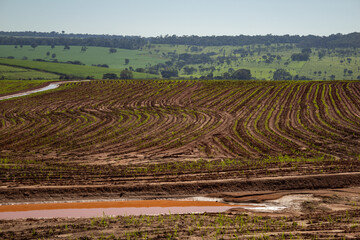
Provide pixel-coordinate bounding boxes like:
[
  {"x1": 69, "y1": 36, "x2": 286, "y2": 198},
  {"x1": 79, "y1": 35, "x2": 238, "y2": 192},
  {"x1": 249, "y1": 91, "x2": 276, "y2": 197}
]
[{"x1": 0, "y1": 80, "x2": 360, "y2": 164}]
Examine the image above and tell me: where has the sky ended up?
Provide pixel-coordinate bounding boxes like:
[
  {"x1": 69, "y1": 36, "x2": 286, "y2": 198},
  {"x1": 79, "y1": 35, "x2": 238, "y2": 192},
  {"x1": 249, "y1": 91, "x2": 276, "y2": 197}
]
[{"x1": 1, "y1": 0, "x2": 359, "y2": 37}]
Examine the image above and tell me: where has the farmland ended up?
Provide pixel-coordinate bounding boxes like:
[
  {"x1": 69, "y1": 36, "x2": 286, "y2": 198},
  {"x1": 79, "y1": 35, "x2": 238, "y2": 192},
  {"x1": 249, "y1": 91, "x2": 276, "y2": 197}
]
[
  {"x1": 0, "y1": 58, "x2": 158, "y2": 79},
  {"x1": 1, "y1": 43, "x2": 360, "y2": 80},
  {"x1": 1, "y1": 80, "x2": 359, "y2": 163},
  {"x1": 1, "y1": 79, "x2": 360, "y2": 239},
  {"x1": 0, "y1": 64, "x2": 59, "y2": 80}
]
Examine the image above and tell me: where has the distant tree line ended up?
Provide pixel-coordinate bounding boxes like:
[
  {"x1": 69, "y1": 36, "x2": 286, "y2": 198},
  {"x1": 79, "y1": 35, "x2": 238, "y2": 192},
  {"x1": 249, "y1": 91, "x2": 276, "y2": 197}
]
[
  {"x1": 0, "y1": 31, "x2": 359, "y2": 49},
  {"x1": 148, "y1": 33, "x2": 360, "y2": 49},
  {"x1": 0, "y1": 35, "x2": 145, "y2": 50}
]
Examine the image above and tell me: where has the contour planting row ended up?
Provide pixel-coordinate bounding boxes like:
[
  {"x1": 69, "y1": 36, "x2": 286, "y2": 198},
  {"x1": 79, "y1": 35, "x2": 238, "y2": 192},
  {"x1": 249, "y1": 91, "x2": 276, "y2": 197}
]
[
  {"x1": 0, "y1": 80, "x2": 360, "y2": 163},
  {"x1": 1, "y1": 157, "x2": 360, "y2": 186}
]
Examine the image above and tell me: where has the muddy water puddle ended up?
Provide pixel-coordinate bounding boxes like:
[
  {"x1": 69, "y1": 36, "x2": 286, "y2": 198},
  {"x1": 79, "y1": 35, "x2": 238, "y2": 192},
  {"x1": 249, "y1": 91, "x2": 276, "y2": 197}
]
[
  {"x1": 0, "y1": 199, "x2": 237, "y2": 220},
  {"x1": 0, "y1": 194, "x2": 315, "y2": 219}
]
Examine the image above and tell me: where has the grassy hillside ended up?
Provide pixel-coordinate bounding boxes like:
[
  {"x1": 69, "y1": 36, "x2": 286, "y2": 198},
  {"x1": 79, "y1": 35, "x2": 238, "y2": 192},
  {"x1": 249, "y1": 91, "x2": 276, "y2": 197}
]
[
  {"x1": 1, "y1": 44, "x2": 359, "y2": 80},
  {"x1": 0, "y1": 45, "x2": 167, "y2": 69},
  {"x1": 0, "y1": 64, "x2": 59, "y2": 80},
  {"x1": 0, "y1": 58, "x2": 158, "y2": 79},
  {"x1": 144, "y1": 44, "x2": 360, "y2": 80}
]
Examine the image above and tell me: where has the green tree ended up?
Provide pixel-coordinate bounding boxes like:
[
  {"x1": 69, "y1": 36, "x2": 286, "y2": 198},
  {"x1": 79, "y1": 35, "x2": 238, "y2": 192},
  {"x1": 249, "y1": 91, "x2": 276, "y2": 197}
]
[
  {"x1": 103, "y1": 73, "x2": 118, "y2": 79},
  {"x1": 120, "y1": 70, "x2": 133, "y2": 79},
  {"x1": 161, "y1": 69, "x2": 178, "y2": 79},
  {"x1": 273, "y1": 69, "x2": 292, "y2": 80},
  {"x1": 301, "y1": 48, "x2": 312, "y2": 54},
  {"x1": 125, "y1": 58, "x2": 130, "y2": 65},
  {"x1": 51, "y1": 53, "x2": 56, "y2": 58},
  {"x1": 231, "y1": 69, "x2": 252, "y2": 80},
  {"x1": 109, "y1": 48, "x2": 117, "y2": 54},
  {"x1": 46, "y1": 51, "x2": 50, "y2": 57}
]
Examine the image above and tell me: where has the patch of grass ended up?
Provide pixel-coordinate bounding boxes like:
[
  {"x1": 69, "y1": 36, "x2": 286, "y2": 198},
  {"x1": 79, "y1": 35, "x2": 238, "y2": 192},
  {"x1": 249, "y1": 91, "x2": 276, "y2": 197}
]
[
  {"x1": 0, "y1": 64, "x2": 59, "y2": 80},
  {"x1": 0, "y1": 45, "x2": 167, "y2": 70},
  {"x1": 0, "y1": 80, "x2": 52, "y2": 95},
  {"x1": 0, "y1": 58, "x2": 158, "y2": 79}
]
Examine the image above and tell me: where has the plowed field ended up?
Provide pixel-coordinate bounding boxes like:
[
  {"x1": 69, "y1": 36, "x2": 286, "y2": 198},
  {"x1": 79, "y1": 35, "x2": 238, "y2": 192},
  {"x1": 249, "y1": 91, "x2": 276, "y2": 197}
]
[
  {"x1": 1, "y1": 80, "x2": 360, "y2": 162},
  {"x1": 1, "y1": 80, "x2": 360, "y2": 239}
]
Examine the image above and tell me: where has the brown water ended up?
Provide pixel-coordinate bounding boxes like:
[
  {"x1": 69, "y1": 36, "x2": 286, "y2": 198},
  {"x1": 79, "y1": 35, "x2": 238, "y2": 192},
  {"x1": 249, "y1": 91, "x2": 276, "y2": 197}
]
[{"x1": 0, "y1": 200, "x2": 236, "y2": 219}]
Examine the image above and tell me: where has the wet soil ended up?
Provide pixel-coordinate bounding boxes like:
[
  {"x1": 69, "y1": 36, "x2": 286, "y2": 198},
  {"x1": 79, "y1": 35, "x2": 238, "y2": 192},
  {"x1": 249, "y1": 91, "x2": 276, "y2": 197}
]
[{"x1": 1, "y1": 189, "x2": 359, "y2": 239}]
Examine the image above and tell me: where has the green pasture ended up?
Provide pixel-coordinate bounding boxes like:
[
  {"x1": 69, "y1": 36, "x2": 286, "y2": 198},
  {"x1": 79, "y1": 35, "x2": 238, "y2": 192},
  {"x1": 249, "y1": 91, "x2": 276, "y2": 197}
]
[
  {"x1": 0, "y1": 64, "x2": 59, "y2": 80},
  {"x1": 0, "y1": 58, "x2": 158, "y2": 79},
  {"x1": 0, "y1": 45, "x2": 167, "y2": 69},
  {"x1": 146, "y1": 44, "x2": 360, "y2": 79},
  {"x1": 1, "y1": 44, "x2": 359, "y2": 80},
  {"x1": 0, "y1": 80, "x2": 52, "y2": 95}
]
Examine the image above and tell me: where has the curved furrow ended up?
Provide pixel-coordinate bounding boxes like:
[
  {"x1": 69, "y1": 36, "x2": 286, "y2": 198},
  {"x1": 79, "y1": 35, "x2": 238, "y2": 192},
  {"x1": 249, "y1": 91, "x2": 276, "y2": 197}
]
[
  {"x1": 341, "y1": 82, "x2": 360, "y2": 119},
  {"x1": 293, "y1": 83, "x2": 355, "y2": 158},
  {"x1": 258, "y1": 83, "x2": 307, "y2": 155},
  {"x1": 268, "y1": 83, "x2": 313, "y2": 153},
  {"x1": 233, "y1": 86, "x2": 279, "y2": 157},
  {"x1": 132, "y1": 109, "x2": 222, "y2": 157},
  {"x1": 99, "y1": 109, "x2": 197, "y2": 156},
  {"x1": 315, "y1": 83, "x2": 354, "y2": 138},
  {"x1": 228, "y1": 86, "x2": 263, "y2": 114},
  {"x1": 247, "y1": 84, "x2": 293, "y2": 155},
  {"x1": 298, "y1": 83, "x2": 342, "y2": 140},
  {"x1": 1, "y1": 80, "x2": 360, "y2": 162},
  {"x1": 278, "y1": 83, "x2": 333, "y2": 157},
  {"x1": 325, "y1": 83, "x2": 360, "y2": 131},
  {"x1": 191, "y1": 88, "x2": 222, "y2": 107},
  {"x1": 0, "y1": 110, "x2": 57, "y2": 148},
  {"x1": 348, "y1": 81, "x2": 360, "y2": 102}
]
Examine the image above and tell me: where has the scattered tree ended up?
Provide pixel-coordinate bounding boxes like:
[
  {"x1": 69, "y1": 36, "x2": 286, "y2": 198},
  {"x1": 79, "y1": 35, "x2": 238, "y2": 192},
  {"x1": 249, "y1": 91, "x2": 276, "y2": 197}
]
[
  {"x1": 51, "y1": 53, "x2": 56, "y2": 58},
  {"x1": 231, "y1": 69, "x2": 252, "y2": 80},
  {"x1": 301, "y1": 48, "x2": 312, "y2": 54},
  {"x1": 135, "y1": 68, "x2": 145, "y2": 73},
  {"x1": 161, "y1": 69, "x2": 178, "y2": 79},
  {"x1": 183, "y1": 66, "x2": 197, "y2": 75},
  {"x1": 102, "y1": 73, "x2": 118, "y2": 79},
  {"x1": 291, "y1": 53, "x2": 310, "y2": 61},
  {"x1": 273, "y1": 69, "x2": 292, "y2": 80},
  {"x1": 109, "y1": 48, "x2": 117, "y2": 54},
  {"x1": 125, "y1": 58, "x2": 130, "y2": 65},
  {"x1": 120, "y1": 69, "x2": 133, "y2": 79}
]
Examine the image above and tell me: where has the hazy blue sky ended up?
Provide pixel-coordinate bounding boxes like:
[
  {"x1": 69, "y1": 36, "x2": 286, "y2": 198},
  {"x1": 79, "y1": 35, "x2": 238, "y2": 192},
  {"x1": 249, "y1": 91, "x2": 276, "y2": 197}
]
[{"x1": 1, "y1": 0, "x2": 359, "y2": 36}]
